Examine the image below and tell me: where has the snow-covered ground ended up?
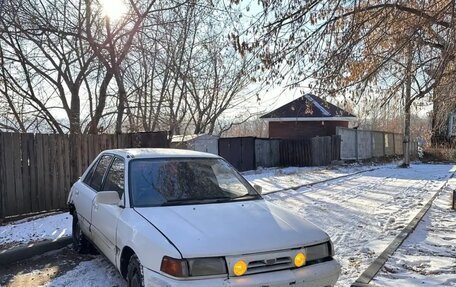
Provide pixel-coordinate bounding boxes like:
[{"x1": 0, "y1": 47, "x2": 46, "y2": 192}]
[
  {"x1": 243, "y1": 163, "x2": 383, "y2": 194},
  {"x1": 0, "y1": 213, "x2": 72, "y2": 248},
  {"x1": 372, "y1": 178, "x2": 456, "y2": 287},
  {"x1": 1, "y1": 163, "x2": 454, "y2": 287},
  {"x1": 263, "y1": 163, "x2": 454, "y2": 286},
  {"x1": 47, "y1": 257, "x2": 125, "y2": 287}
]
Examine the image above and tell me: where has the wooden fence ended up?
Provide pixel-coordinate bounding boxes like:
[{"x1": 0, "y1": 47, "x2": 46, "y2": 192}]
[
  {"x1": 312, "y1": 136, "x2": 341, "y2": 166},
  {"x1": 218, "y1": 137, "x2": 256, "y2": 172},
  {"x1": 0, "y1": 132, "x2": 168, "y2": 219},
  {"x1": 279, "y1": 139, "x2": 313, "y2": 166},
  {"x1": 279, "y1": 136, "x2": 341, "y2": 167}
]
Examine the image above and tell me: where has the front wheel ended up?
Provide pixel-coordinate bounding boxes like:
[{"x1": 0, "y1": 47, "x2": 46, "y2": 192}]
[
  {"x1": 127, "y1": 254, "x2": 144, "y2": 287},
  {"x1": 72, "y1": 216, "x2": 90, "y2": 254}
]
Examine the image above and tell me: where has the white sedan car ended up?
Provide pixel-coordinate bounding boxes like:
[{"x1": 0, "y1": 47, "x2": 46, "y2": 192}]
[{"x1": 67, "y1": 149, "x2": 340, "y2": 287}]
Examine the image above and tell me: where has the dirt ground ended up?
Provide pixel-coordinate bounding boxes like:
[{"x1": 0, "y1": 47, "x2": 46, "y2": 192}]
[{"x1": 0, "y1": 247, "x2": 93, "y2": 287}]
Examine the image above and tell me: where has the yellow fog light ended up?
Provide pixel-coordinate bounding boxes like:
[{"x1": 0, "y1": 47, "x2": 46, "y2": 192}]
[
  {"x1": 233, "y1": 260, "x2": 248, "y2": 276},
  {"x1": 294, "y1": 252, "x2": 306, "y2": 268}
]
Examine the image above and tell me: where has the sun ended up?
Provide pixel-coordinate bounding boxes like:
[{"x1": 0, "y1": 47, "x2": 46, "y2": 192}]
[{"x1": 100, "y1": 0, "x2": 128, "y2": 21}]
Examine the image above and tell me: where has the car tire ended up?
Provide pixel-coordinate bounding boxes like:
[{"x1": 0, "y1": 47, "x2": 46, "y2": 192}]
[
  {"x1": 72, "y1": 216, "x2": 90, "y2": 254},
  {"x1": 127, "y1": 254, "x2": 144, "y2": 287}
]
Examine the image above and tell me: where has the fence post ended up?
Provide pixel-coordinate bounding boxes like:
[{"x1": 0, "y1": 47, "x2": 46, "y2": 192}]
[
  {"x1": 355, "y1": 129, "x2": 359, "y2": 161},
  {"x1": 453, "y1": 190, "x2": 455, "y2": 210},
  {"x1": 371, "y1": 132, "x2": 374, "y2": 158},
  {"x1": 383, "y1": 132, "x2": 386, "y2": 157},
  {"x1": 392, "y1": 134, "x2": 396, "y2": 156}
]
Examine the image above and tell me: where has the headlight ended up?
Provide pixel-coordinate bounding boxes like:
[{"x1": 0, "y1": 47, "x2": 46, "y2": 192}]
[
  {"x1": 305, "y1": 242, "x2": 333, "y2": 262},
  {"x1": 188, "y1": 257, "x2": 227, "y2": 276},
  {"x1": 161, "y1": 256, "x2": 227, "y2": 278}
]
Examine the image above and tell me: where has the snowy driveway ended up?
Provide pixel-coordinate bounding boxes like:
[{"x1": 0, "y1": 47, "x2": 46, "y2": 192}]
[
  {"x1": 265, "y1": 164, "x2": 453, "y2": 286},
  {"x1": 372, "y1": 178, "x2": 456, "y2": 286},
  {"x1": 0, "y1": 163, "x2": 453, "y2": 287}
]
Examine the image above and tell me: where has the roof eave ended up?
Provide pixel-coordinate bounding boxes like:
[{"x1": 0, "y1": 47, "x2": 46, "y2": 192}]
[{"x1": 262, "y1": 116, "x2": 357, "y2": 122}]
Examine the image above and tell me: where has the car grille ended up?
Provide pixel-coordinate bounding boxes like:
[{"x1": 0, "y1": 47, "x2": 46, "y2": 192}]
[
  {"x1": 247, "y1": 256, "x2": 293, "y2": 274},
  {"x1": 227, "y1": 249, "x2": 297, "y2": 276},
  {"x1": 226, "y1": 242, "x2": 333, "y2": 277}
]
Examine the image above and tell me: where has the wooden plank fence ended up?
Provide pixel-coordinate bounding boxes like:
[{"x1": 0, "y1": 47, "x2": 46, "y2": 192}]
[
  {"x1": 279, "y1": 139, "x2": 313, "y2": 166},
  {"x1": 0, "y1": 132, "x2": 168, "y2": 219},
  {"x1": 280, "y1": 136, "x2": 341, "y2": 167},
  {"x1": 218, "y1": 137, "x2": 256, "y2": 172}
]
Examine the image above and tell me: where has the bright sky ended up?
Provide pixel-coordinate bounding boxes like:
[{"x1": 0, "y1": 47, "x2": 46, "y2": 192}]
[{"x1": 100, "y1": 0, "x2": 128, "y2": 21}]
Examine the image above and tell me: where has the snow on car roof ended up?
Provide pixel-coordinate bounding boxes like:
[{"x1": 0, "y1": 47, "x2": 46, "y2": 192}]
[{"x1": 103, "y1": 148, "x2": 220, "y2": 159}]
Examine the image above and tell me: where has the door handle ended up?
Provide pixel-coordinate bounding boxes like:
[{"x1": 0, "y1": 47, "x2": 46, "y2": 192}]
[
  {"x1": 93, "y1": 203, "x2": 99, "y2": 210},
  {"x1": 75, "y1": 189, "x2": 80, "y2": 195}
]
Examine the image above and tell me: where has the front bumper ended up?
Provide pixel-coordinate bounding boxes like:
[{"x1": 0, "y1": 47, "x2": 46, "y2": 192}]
[{"x1": 144, "y1": 259, "x2": 341, "y2": 287}]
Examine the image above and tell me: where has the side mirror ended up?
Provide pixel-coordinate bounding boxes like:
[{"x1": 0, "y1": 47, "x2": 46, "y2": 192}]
[
  {"x1": 254, "y1": 184, "x2": 263, "y2": 195},
  {"x1": 95, "y1": 191, "x2": 121, "y2": 205}
]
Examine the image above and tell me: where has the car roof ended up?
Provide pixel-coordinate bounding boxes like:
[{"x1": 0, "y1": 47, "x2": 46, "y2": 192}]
[{"x1": 102, "y1": 148, "x2": 221, "y2": 159}]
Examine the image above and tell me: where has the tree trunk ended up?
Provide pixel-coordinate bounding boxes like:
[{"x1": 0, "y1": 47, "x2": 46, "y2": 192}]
[
  {"x1": 69, "y1": 88, "x2": 81, "y2": 134},
  {"x1": 402, "y1": 42, "x2": 413, "y2": 168},
  {"x1": 403, "y1": 99, "x2": 411, "y2": 167},
  {"x1": 89, "y1": 71, "x2": 113, "y2": 134},
  {"x1": 115, "y1": 72, "x2": 126, "y2": 134}
]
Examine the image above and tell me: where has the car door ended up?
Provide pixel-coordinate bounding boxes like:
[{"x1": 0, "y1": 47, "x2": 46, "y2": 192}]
[
  {"x1": 81, "y1": 155, "x2": 113, "y2": 239},
  {"x1": 72, "y1": 155, "x2": 112, "y2": 236},
  {"x1": 91, "y1": 156, "x2": 125, "y2": 265}
]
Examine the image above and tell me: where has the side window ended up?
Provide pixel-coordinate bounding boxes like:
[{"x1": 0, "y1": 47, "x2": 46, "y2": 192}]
[
  {"x1": 83, "y1": 162, "x2": 97, "y2": 185},
  {"x1": 89, "y1": 155, "x2": 112, "y2": 191},
  {"x1": 102, "y1": 157, "x2": 125, "y2": 197}
]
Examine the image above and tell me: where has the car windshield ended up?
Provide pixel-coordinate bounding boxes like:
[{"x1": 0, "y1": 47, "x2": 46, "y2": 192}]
[{"x1": 129, "y1": 158, "x2": 260, "y2": 207}]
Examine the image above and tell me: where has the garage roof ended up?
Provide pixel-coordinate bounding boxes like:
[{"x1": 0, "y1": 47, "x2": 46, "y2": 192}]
[{"x1": 261, "y1": 94, "x2": 356, "y2": 121}]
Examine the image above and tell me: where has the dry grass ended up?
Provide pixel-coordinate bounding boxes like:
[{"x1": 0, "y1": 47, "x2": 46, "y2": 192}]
[{"x1": 422, "y1": 146, "x2": 456, "y2": 163}]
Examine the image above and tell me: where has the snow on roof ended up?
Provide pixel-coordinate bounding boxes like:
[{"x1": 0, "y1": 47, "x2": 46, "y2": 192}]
[
  {"x1": 304, "y1": 94, "x2": 332, "y2": 116},
  {"x1": 261, "y1": 93, "x2": 356, "y2": 120}
]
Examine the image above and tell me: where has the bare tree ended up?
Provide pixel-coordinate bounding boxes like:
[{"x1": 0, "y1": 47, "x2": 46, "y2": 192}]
[
  {"x1": 232, "y1": 0, "x2": 456, "y2": 164},
  {"x1": 0, "y1": 0, "x2": 260, "y2": 135},
  {"x1": 83, "y1": 0, "x2": 170, "y2": 134},
  {"x1": 123, "y1": 0, "x2": 259, "y2": 136},
  {"x1": 0, "y1": 0, "x2": 98, "y2": 134}
]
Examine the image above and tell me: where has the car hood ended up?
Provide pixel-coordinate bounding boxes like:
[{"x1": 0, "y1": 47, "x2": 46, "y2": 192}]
[{"x1": 135, "y1": 200, "x2": 329, "y2": 258}]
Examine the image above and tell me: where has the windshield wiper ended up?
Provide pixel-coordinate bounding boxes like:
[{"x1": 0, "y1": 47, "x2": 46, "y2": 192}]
[
  {"x1": 231, "y1": 194, "x2": 261, "y2": 201},
  {"x1": 161, "y1": 194, "x2": 260, "y2": 206},
  {"x1": 161, "y1": 197, "x2": 233, "y2": 206}
]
